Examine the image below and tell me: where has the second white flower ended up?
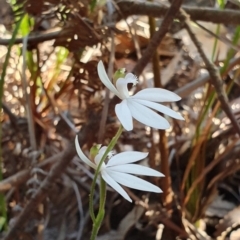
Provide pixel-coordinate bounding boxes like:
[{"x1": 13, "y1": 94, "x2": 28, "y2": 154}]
[
  {"x1": 75, "y1": 136, "x2": 164, "y2": 202},
  {"x1": 98, "y1": 61, "x2": 184, "y2": 131}
]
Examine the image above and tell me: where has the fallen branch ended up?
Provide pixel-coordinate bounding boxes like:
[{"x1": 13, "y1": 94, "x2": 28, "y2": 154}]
[
  {"x1": 0, "y1": 28, "x2": 61, "y2": 46},
  {"x1": 116, "y1": 1, "x2": 240, "y2": 25}
]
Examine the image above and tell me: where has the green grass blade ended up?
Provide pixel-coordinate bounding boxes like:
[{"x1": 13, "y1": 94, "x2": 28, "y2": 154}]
[{"x1": 211, "y1": 0, "x2": 225, "y2": 60}]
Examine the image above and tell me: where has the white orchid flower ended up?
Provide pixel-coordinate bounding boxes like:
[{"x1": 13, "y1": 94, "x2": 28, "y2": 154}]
[
  {"x1": 98, "y1": 61, "x2": 184, "y2": 131},
  {"x1": 75, "y1": 136, "x2": 164, "y2": 202}
]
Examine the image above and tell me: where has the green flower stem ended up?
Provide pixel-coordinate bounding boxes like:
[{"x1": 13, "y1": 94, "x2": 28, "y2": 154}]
[
  {"x1": 90, "y1": 177, "x2": 106, "y2": 240},
  {"x1": 89, "y1": 125, "x2": 123, "y2": 239},
  {"x1": 99, "y1": 176, "x2": 106, "y2": 213},
  {"x1": 90, "y1": 209, "x2": 105, "y2": 240}
]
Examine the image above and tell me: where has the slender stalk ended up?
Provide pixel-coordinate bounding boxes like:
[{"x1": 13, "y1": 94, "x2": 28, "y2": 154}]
[
  {"x1": 89, "y1": 125, "x2": 123, "y2": 229},
  {"x1": 99, "y1": 176, "x2": 106, "y2": 213},
  {"x1": 90, "y1": 177, "x2": 106, "y2": 240}
]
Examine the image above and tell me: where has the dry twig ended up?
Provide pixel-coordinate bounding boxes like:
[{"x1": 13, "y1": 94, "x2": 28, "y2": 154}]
[
  {"x1": 180, "y1": 10, "x2": 240, "y2": 136},
  {"x1": 116, "y1": 1, "x2": 240, "y2": 25},
  {"x1": 0, "y1": 28, "x2": 62, "y2": 45}
]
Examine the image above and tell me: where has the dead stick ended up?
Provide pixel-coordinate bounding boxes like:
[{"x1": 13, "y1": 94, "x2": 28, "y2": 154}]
[
  {"x1": 181, "y1": 10, "x2": 240, "y2": 136},
  {"x1": 148, "y1": 8, "x2": 173, "y2": 207},
  {"x1": 116, "y1": 1, "x2": 240, "y2": 25},
  {"x1": 0, "y1": 29, "x2": 62, "y2": 45}
]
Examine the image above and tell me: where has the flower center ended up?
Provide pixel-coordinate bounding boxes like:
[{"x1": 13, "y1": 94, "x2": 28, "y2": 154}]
[
  {"x1": 116, "y1": 74, "x2": 139, "y2": 99},
  {"x1": 132, "y1": 75, "x2": 138, "y2": 86}
]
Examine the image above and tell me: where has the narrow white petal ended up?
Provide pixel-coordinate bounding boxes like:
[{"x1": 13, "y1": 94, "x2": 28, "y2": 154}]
[
  {"x1": 97, "y1": 61, "x2": 120, "y2": 98},
  {"x1": 98, "y1": 146, "x2": 108, "y2": 156},
  {"x1": 133, "y1": 99, "x2": 184, "y2": 120},
  {"x1": 106, "y1": 170, "x2": 162, "y2": 193},
  {"x1": 131, "y1": 88, "x2": 181, "y2": 102},
  {"x1": 107, "y1": 151, "x2": 148, "y2": 167},
  {"x1": 75, "y1": 136, "x2": 96, "y2": 169},
  {"x1": 107, "y1": 164, "x2": 164, "y2": 177},
  {"x1": 127, "y1": 100, "x2": 170, "y2": 129},
  {"x1": 115, "y1": 78, "x2": 129, "y2": 99},
  {"x1": 115, "y1": 100, "x2": 133, "y2": 131},
  {"x1": 94, "y1": 146, "x2": 108, "y2": 165},
  {"x1": 116, "y1": 73, "x2": 137, "y2": 99},
  {"x1": 94, "y1": 155, "x2": 106, "y2": 169},
  {"x1": 101, "y1": 170, "x2": 132, "y2": 202}
]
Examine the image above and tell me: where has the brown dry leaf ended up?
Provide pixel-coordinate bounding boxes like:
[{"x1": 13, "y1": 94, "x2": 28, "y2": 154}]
[
  {"x1": 157, "y1": 33, "x2": 178, "y2": 57},
  {"x1": 115, "y1": 31, "x2": 148, "y2": 56},
  {"x1": 115, "y1": 26, "x2": 177, "y2": 58}
]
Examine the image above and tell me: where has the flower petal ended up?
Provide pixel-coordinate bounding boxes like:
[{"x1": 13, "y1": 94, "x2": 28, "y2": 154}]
[
  {"x1": 75, "y1": 136, "x2": 96, "y2": 169},
  {"x1": 131, "y1": 88, "x2": 181, "y2": 102},
  {"x1": 101, "y1": 170, "x2": 132, "y2": 202},
  {"x1": 98, "y1": 146, "x2": 108, "y2": 156},
  {"x1": 107, "y1": 151, "x2": 148, "y2": 167},
  {"x1": 107, "y1": 164, "x2": 164, "y2": 177},
  {"x1": 133, "y1": 99, "x2": 184, "y2": 120},
  {"x1": 116, "y1": 73, "x2": 137, "y2": 99},
  {"x1": 127, "y1": 100, "x2": 170, "y2": 129},
  {"x1": 106, "y1": 170, "x2": 162, "y2": 193},
  {"x1": 94, "y1": 146, "x2": 108, "y2": 165},
  {"x1": 115, "y1": 100, "x2": 133, "y2": 131},
  {"x1": 98, "y1": 61, "x2": 120, "y2": 98}
]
